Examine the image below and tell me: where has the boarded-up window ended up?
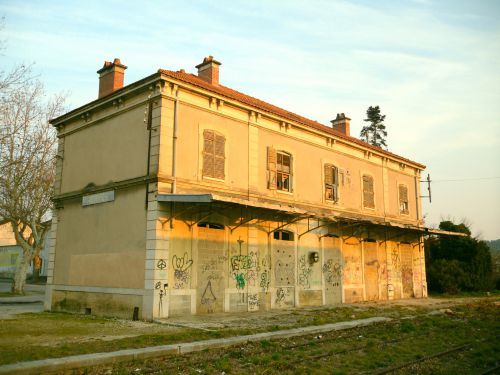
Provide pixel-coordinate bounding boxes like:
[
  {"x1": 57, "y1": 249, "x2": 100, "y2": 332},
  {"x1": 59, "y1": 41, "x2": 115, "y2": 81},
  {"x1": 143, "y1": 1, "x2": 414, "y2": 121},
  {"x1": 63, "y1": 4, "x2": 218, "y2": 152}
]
[
  {"x1": 399, "y1": 184, "x2": 409, "y2": 214},
  {"x1": 203, "y1": 130, "x2": 225, "y2": 179},
  {"x1": 325, "y1": 164, "x2": 339, "y2": 202},
  {"x1": 362, "y1": 174, "x2": 375, "y2": 208},
  {"x1": 268, "y1": 147, "x2": 292, "y2": 192}
]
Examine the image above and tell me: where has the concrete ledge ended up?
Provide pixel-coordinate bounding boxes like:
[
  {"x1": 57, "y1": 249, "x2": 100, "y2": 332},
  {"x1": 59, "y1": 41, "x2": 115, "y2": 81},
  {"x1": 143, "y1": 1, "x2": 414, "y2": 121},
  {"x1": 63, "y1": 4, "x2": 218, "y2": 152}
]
[{"x1": 0, "y1": 316, "x2": 391, "y2": 374}]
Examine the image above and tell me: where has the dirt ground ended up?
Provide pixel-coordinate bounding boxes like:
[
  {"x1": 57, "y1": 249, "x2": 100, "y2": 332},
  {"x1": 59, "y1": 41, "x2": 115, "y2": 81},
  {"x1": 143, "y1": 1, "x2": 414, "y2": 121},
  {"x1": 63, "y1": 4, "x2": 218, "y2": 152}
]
[
  {"x1": 3, "y1": 295, "x2": 497, "y2": 343},
  {"x1": 157, "y1": 295, "x2": 498, "y2": 330}
]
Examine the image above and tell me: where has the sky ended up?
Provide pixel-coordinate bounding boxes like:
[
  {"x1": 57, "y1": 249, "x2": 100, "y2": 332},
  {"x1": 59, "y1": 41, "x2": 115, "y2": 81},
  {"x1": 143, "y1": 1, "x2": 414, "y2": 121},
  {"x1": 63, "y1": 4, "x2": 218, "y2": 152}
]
[{"x1": 1, "y1": 0, "x2": 499, "y2": 239}]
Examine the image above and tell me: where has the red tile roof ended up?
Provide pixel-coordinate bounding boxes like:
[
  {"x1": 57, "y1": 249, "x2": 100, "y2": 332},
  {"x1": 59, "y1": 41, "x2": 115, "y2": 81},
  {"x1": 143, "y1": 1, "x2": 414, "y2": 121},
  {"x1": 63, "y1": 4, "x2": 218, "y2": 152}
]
[{"x1": 158, "y1": 69, "x2": 425, "y2": 169}]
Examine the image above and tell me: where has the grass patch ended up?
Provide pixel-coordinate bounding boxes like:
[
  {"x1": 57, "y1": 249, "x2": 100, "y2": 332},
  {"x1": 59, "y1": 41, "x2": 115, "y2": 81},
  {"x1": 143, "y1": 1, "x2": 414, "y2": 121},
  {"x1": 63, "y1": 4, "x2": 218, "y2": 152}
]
[
  {"x1": 0, "y1": 292, "x2": 15, "y2": 297},
  {"x1": 1, "y1": 296, "x2": 499, "y2": 370}
]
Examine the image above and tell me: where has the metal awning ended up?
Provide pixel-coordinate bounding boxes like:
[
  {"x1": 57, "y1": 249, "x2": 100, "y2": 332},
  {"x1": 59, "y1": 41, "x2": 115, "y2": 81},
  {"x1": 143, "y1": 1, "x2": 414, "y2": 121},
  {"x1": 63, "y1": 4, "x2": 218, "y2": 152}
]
[
  {"x1": 157, "y1": 193, "x2": 467, "y2": 237},
  {"x1": 158, "y1": 193, "x2": 308, "y2": 215}
]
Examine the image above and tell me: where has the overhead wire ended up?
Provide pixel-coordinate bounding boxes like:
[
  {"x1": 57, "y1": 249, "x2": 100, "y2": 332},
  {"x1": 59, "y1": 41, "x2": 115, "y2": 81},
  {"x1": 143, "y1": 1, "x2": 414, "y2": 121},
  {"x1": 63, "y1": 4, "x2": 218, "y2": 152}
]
[{"x1": 431, "y1": 176, "x2": 500, "y2": 183}]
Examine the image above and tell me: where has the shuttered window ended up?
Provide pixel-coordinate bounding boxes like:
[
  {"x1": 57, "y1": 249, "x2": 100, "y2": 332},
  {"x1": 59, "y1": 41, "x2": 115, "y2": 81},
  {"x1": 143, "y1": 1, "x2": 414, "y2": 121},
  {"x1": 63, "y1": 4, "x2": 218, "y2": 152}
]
[
  {"x1": 362, "y1": 174, "x2": 375, "y2": 209},
  {"x1": 268, "y1": 147, "x2": 292, "y2": 192},
  {"x1": 324, "y1": 164, "x2": 339, "y2": 202},
  {"x1": 202, "y1": 130, "x2": 225, "y2": 180},
  {"x1": 399, "y1": 184, "x2": 409, "y2": 214}
]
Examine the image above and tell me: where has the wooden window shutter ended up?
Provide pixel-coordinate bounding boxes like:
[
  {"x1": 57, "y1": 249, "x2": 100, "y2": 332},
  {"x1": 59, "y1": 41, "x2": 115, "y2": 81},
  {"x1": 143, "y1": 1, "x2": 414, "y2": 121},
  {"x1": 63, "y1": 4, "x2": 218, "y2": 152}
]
[
  {"x1": 333, "y1": 166, "x2": 339, "y2": 201},
  {"x1": 267, "y1": 146, "x2": 277, "y2": 189},
  {"x1": 202, "y1": 130, "x2": 214, "y2": 177},
  {"x1": 324, "y1": 164, "x2": 333, "y2": 201},
  {"x1": 325, "y1": 164, "x2": 339, "y2": 202},
  {"x1": 324, "y1": 164, "x2": 333, "y2": 184},
  {"x1": 214, "y1": 133, "x2": 225, "y2": 179},
  {"x1": 363, "y1": 175, "x2": 375, "y2": 208}
]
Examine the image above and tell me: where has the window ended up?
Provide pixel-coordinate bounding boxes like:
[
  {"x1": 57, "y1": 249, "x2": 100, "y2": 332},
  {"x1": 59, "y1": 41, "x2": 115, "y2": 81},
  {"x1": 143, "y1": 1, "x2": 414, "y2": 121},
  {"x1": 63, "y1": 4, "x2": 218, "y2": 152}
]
[
  {"x1": 267, "y1": 147, "x2": 292, "y2": 192},
  {"x1": 202, "y1": 130, "x2": 225, "y2": 179},
  {"x1": 324, "y1": 164, "x2": 339, "y2": 202},
  {"x1": 399, "y1": 184, "x2": 409, "y2": 214},
  {"x1": 197, "y1": 222, "x2": 224, "y2": 230},
  {"x1": 362, "y1": 174, "x2": 375, "y2": 208},
  {"x1": 273, "y1": 230, "x2": 294, "y2": 241}
]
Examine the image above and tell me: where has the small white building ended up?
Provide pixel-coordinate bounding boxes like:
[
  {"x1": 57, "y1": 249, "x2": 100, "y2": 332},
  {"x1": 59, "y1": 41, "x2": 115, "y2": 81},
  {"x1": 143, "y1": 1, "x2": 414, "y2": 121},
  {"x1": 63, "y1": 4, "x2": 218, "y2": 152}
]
[{"x1": 0, "y1": 221, "x2": 49, "y2": 278}]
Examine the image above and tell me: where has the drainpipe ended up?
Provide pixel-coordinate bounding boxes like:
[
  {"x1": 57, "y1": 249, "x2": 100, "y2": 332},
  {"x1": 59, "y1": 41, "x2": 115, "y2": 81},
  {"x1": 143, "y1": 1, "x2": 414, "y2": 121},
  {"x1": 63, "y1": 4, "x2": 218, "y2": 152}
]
[
  {"x1": 170, "y1": 89, "x2": 179, "y2": 229},
  {"x1": 414, "y1": 175, "x2": 420, "y2": 223},
  {"x1": 145, "y1": 96, "x2": 153, "y2": 208},
  {"x1": 172, "y1": 89, "x2": 179, "y2": 194}
]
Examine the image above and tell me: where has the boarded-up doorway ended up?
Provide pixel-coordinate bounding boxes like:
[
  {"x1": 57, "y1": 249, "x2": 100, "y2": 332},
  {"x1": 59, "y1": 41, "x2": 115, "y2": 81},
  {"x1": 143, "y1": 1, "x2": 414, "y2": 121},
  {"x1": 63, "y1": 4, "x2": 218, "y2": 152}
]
[
  {"x1": 197, "y1": 224, "x2": 226, "y2": 314},
  {"x1": 400, "y1": 243, "x2": 414, "y2": 298},
  {"x1": 342, "y1": 239, "x2": 363, "y2": 303},
  {"x1": 363, "y1": 241, "x2": 379, "y2": 301},
  {"x1": 323, "y1": 236, "x2": 342, "y2": 305},
  {"x1": 273, "y1": 231, "x2": 295, "y2": 308}
]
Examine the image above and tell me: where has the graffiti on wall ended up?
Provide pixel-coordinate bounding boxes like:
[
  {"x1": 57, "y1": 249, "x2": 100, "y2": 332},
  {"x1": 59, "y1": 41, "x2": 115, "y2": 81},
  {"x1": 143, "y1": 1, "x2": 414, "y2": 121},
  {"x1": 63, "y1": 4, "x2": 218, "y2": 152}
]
[
  {"x1": 157, "y1": 259, "x2": 167, "y2": 270},
  {"x1": 201, "y1": 255, "x2": 228, "y2": 273},
  {"x1": 155, "y1": 258, "x2": 168, "y2": 316},
  {"x1": 275, "y1": 287, "x2": 294, "y2": 307},
  {"x1": 248, "y1": 293, "x2": 259, "y2": 311},
  {"x1": 201, "y1": 280, "x2": 217, "y2": 313},
  {"x1": 197, "y1": 228, "x2": 226, "y2": 314},
  {"x1": 155, "y1": 281, "x2": 168, "y2": 316},
  {"x1": 172, "y1": 253, "x2": 193, "y2": 289},
  {"x1": 323, "y1": 259, "x2": 343, "y2": 287},
  {"x1": 230, "y1": 251, "x2": 258, "y2": 289},
  {"x1": 298, "y1": 255, "x2": 312, "y2": 289},
  {"x1": 260, "y1": 269, "x2": 270, "y2": 292}
]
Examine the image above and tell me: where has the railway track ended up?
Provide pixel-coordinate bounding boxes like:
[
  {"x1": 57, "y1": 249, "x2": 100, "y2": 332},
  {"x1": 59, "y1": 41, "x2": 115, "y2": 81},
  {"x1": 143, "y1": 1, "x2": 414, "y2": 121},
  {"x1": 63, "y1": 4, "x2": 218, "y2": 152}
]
[{"x1": 86, "y1": 317, "x2": 498, "y2": 374}]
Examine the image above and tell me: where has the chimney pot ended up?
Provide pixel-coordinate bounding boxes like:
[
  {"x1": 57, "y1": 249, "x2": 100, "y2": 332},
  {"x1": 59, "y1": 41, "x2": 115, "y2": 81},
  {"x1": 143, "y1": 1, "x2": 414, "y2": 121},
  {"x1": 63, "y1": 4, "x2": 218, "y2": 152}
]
[
  {"x1": 97, "y1": 58, "x2": 127, "y2": 98},
  {"x1": 331, "y1": 113, "x2": 351, "y2": 136},
  {"x1": 196, "y1": 55, "x2": 221, "y2": 85}
]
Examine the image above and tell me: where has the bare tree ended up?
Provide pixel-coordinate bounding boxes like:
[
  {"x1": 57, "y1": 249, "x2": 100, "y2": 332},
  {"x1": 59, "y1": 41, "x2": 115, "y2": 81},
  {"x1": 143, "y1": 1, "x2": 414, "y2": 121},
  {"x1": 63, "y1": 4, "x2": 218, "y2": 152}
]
[{"x1": 0, "y1": 64, "x2": 66, "y2": 293}]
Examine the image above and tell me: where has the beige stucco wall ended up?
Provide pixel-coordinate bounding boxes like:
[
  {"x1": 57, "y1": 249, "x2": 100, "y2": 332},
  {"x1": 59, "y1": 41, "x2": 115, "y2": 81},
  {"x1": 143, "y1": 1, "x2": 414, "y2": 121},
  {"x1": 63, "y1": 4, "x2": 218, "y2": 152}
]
[
  {"x1": 53, "y1": 186, "x2": 146, "y2": 289},
  {"x1": 158, "y1": 87, "x2": 422, "y2": 225},
  {"x1": 171, "y1": 102, "x2": 250, "y2": 195},
  {"x1": 59, "y1": 105, "x2": 149, "y2": 194}
]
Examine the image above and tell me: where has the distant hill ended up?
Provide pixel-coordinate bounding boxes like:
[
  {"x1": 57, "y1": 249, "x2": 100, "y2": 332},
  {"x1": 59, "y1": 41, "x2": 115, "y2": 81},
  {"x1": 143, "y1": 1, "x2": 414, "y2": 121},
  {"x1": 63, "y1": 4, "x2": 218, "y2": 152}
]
[{"x1": 486, "y1": 239, "x2": 500, "y2": 254}]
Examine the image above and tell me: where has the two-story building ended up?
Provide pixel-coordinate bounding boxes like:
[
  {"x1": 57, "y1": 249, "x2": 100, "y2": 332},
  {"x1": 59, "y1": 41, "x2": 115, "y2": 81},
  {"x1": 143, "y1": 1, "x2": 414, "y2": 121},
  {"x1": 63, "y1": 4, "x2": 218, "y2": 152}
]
[{"x1": 46, "y1": 56, "x2": 428, "y2": 320}]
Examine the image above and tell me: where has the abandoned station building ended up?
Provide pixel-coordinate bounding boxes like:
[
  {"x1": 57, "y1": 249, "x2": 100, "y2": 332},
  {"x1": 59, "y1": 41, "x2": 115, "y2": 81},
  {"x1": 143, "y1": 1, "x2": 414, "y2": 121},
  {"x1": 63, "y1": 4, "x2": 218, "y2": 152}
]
[{"x1": 46, "y1": 56, "x2": 428, "y2": 320}]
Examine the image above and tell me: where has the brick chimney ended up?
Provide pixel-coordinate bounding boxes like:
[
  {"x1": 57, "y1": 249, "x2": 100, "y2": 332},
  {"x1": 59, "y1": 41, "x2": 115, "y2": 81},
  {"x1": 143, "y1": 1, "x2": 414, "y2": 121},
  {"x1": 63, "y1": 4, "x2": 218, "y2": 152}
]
[
  {"x1": 196, "y1": 56, "x2": 221, "y2": 85},
  {"x1": 331, "y1": 113, "x2": 351, "y2": 136},
  {"x1": 97, "y1": 58, "x2": 127, "y2": 98}
]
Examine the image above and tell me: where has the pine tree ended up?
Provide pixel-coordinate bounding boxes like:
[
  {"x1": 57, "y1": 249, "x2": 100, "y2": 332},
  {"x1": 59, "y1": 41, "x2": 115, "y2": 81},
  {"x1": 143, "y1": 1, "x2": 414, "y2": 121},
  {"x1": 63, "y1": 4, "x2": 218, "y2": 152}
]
[{"x1": 360, "y1": 105, "x2": 387, "y2": 149}]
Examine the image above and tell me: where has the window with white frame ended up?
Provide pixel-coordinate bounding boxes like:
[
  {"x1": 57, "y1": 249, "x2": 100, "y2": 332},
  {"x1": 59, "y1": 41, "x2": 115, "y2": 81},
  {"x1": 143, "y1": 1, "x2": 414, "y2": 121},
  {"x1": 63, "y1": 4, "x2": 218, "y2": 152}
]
[
  {"x1": 324, "y1": 164, "x2": 339, "y2": 202},
  {"x1": 267, "y1": 147, "x2": 292, "y2": 192}
]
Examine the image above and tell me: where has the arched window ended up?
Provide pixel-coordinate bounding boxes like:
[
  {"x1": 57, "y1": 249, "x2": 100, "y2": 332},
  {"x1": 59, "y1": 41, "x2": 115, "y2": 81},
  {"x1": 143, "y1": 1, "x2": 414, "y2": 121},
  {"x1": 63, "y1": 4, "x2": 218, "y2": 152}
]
[
  {"x1": 362, "y1": 174, "x2": 375, "y2": 208},
  {"x1": 203, "y1": 130, "x2": 225, "y2": 179}
]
